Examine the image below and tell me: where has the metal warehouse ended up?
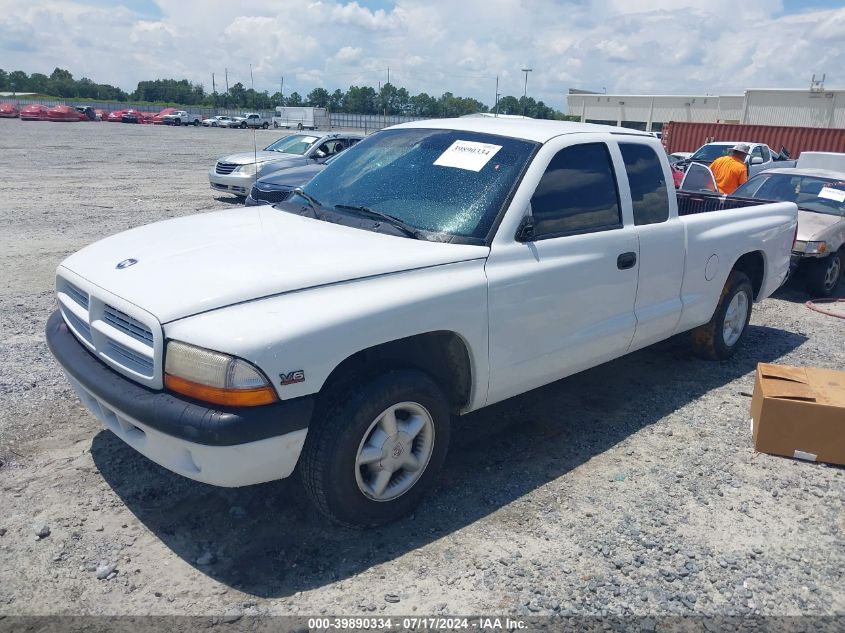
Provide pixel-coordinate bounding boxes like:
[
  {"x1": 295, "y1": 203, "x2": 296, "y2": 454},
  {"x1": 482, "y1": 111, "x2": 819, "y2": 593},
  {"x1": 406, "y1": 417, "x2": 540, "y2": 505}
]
[{"x1": 567, "y1": 87, "x2": 845, "y2": 132}]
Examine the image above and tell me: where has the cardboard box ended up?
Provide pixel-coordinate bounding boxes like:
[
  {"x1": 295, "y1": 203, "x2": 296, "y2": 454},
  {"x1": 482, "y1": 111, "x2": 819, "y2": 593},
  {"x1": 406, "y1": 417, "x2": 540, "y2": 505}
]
[{"x1": 751, "y1": 363, "x2": 845, "y2": 466}]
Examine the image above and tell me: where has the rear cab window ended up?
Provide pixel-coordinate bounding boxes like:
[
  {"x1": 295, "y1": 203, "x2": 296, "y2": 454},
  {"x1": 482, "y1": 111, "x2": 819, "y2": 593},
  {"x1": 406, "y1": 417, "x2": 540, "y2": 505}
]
[{"x1": 618, "y1": 143, "x2": 670, "y2": 225}]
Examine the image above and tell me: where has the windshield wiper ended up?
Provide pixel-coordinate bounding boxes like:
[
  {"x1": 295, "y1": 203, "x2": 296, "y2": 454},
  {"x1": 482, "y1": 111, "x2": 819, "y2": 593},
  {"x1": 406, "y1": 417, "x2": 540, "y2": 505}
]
[
  {"x1": 334, "y1": 204, "x2": 425, "y2": 239},
  {"x1": 293, "y1": 187, "x2": 325, "y2": 219}
]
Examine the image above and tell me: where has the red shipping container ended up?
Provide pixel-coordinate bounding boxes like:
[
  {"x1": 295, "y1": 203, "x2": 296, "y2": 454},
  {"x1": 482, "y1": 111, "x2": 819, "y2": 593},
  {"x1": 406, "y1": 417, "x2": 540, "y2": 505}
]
[{"x1": 662, "y1": 122, "x2": 845, "y2": 158}]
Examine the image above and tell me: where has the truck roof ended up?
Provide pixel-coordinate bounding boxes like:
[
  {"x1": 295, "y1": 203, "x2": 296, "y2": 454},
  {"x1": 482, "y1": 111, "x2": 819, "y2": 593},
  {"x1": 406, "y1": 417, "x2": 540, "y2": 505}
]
[{"x1": 392, "y1": 117, "x2": 653, "y2": 143}]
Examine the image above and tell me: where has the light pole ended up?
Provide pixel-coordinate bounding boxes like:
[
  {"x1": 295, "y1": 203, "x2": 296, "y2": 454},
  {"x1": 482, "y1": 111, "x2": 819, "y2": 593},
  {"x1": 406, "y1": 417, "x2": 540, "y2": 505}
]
[{"x1": 521, "y1": 68, "x2": 532, "y2": 117}]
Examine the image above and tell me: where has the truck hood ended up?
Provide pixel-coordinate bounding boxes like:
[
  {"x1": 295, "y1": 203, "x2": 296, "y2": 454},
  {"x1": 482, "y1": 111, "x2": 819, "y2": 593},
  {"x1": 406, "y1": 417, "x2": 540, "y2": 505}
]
[
  {"x1": 59, "y1": 206, "x2": 489, "y2": 323},
  {"x1": 797, "y1": 209, "x2": 844, "y2": 242},
  {"x1": 221, "y1": 151, "x2": 303, "y2": 165}
]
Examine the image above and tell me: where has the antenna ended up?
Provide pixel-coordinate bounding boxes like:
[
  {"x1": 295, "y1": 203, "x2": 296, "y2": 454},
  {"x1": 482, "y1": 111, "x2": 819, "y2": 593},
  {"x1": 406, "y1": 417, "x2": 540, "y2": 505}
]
[{"x1": 250, "y1": 64, "x2": 258, "y2": 189}]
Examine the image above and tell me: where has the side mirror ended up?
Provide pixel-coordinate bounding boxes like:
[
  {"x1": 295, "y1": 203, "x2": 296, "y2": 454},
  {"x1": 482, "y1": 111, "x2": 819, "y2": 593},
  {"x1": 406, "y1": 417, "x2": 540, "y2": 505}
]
[
  {"x1": 751, "y1": 156, "x2": 763, "y2": 165},
  {"x1": 516, "y1": 206, "x2": 535, "y2": 242}
]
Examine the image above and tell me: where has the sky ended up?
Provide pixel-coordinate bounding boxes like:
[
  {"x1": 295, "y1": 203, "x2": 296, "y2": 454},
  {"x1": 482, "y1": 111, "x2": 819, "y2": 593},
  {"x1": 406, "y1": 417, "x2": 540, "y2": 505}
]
[{"x1": 1, "y1": 0, "x2": 844, "y2": 112}]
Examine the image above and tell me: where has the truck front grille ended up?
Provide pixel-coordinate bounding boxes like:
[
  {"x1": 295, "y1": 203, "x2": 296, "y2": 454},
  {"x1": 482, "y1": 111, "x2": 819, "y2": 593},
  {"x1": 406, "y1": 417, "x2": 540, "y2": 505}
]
[
  {"x1": 251, "y1": 185, "x2": 293, "y2": 204},
  {"x1": 104, "y1": 305, "x2": 154, "y2": 345},
  {"x1": 56, "y1": 273, "x2": 162, "y2": 387},
  {"x1": 215, "y1": 162, "x2": 239, "y2": 175}
]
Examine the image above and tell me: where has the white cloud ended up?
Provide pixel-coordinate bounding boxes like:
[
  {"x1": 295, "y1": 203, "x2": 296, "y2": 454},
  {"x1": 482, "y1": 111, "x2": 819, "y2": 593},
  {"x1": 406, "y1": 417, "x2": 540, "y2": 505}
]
[{"x1": 0, "y1": 0, "x2": 843, "y2": 112}]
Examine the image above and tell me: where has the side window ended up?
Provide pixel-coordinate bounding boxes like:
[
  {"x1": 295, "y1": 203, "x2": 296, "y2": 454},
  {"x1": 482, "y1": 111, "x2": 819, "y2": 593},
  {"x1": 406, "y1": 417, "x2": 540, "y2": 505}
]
[
  {"x1": 761, "y1": 146, "x2": 771, "y2": 162},
  {"x1": 619, "y1": 143, "x2": 670, "y2": 225},
  {"x1": 530, "y1": 143, "x2": 622, "y2": 238},
  {"x1": 751, "y1": 146, "x2": 763, "y2": 163}
]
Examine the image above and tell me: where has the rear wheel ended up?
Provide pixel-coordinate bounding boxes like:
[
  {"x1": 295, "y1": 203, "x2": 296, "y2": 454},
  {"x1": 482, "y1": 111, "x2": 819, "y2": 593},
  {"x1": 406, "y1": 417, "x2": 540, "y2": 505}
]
[
  {"x1": 297, "y1": 122, "x2": 304, "y2": 131},
  {"x1": 273, "y1": 121, "x2": 279, "y2": 129},
  {"x1": 691, "y1": 270, "x2": 753, "y2": 360},
  {"x1": 262, "y1": 121, "x2": 269, "y2": 129},
  {"x1": 807, "y1": 250, "x2": 843, "y2": 297},
  {"x1": 300, "y1": 369, "x2": 451, "y2": 527},
  {"x1": 193, "y1": 119, "x2": 199, "y2": 126}
]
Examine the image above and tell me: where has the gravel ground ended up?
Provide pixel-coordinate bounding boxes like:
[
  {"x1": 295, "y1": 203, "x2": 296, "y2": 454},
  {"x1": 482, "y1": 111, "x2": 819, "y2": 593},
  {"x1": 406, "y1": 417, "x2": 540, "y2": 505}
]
[{"x1": 0, "y1": 118, "x2": 843, "y2": 620}]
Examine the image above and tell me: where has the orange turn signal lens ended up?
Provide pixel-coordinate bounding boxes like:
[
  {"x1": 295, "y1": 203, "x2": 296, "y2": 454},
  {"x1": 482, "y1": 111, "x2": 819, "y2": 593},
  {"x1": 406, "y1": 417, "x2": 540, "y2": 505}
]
[{"x1": 165, "y1": 374, "x2": 278, "y2": 407}]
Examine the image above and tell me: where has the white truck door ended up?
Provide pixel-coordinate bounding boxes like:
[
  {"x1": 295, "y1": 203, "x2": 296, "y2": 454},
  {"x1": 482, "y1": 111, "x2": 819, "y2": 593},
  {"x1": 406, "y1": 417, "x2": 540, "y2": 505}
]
[
  {"x1": 615, "y1": 140, "x2": 685, "y2": 351},
  {"x1": 485, "y1": 138, "x2": 639, "y2": 406}
]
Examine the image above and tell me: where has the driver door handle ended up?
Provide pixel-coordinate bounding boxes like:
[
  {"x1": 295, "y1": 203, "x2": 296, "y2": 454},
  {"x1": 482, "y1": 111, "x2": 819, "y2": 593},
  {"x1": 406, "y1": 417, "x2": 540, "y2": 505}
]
[{"x1": 617, "y1": 252, "x2": 637, "y2": 270}]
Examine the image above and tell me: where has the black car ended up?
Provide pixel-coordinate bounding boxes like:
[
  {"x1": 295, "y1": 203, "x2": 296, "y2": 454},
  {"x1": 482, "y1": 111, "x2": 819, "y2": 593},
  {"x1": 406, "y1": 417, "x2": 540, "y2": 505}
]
[
  {"x1": 121, "y1": 110, "x2": 144, "y2": 124},
  {"x1": 244, "y1": 163, "x2": 328, "y2": 206}
]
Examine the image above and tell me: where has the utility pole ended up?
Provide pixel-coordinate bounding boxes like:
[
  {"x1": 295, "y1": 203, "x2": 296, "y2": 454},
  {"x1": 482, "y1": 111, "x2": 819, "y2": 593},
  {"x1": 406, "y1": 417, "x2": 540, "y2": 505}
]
[
  {"x1": 224, "y1": 68, "x2": 229, "y2": 109},
  {"x1": 521, "y1": 68, "x2": 532, "y2": 117},
  {"x1": 280, "y1": 77, "x2": 284, "y2": 105},
  {"x1": 212, "y1": 72, "x2": 216, "y2": 109},
  {"x1": 494, "y1": 75, "x2": 499, "y2": 117}
]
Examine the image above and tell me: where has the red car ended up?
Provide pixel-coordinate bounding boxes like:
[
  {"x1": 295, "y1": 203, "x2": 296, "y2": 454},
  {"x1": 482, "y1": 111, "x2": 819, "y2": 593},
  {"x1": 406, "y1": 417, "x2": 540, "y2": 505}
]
[
  {"x1": 47, "y1": 105, "x2": 89, "y2": 122},
  {"x1": 94, "y1": 108, "x2": 108, "y2": 121},
  {"x1": 107, "y1": 109, "x2": 129, "y2": 122},
  {"x1": 0, "y1": 102, "x2": 19, "y2": 118},
  {"x1": 152, "y1": 107, "x2": 179, "y2": 124},
  {"x1": 20, "y1": 104, "x2": 50, "y2": 121}
]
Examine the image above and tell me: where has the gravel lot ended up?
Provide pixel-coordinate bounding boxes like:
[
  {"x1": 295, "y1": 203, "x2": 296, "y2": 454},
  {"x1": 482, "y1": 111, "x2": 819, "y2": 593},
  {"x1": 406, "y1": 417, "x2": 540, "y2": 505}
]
[{"x1": 0, "y1": 118, "x2": 843, "y2": 621}]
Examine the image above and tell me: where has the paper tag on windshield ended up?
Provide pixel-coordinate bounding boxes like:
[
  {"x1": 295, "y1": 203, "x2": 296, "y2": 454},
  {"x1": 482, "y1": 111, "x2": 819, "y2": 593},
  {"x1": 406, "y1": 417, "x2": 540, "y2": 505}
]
[
  {"x1": 434, "y1": 140, "x2": 502, "y2": 172},
  {"x1": 818, "y1": 186, "x2": 845, "y2": 203}
]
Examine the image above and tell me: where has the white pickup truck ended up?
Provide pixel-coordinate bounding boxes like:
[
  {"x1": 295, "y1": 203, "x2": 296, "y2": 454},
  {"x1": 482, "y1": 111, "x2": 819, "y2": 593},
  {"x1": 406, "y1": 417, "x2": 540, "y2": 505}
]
[
  {"x1": 232, "y1": 112, "x2": 271, "y2": 129},
  {"x1": 161, "y1": 110, "x2": 202, "y2": 126},
  {"x1": 46, "y1": 119, "x2": 797, "y2": 526}
]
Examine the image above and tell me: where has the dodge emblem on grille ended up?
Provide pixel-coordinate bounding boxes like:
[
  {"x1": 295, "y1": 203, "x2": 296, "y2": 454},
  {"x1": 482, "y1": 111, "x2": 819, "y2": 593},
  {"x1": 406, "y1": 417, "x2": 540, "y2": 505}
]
[{"x1": 116, "y1": 258, "x2": 138, "y2": 269}]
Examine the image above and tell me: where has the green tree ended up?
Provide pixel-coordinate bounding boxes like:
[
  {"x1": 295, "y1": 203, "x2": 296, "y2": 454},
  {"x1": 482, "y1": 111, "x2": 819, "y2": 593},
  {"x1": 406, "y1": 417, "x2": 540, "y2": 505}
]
[
  {"x1": 0, "y1": 70, "x2": 7, "y2": 91},
  {"x1": 286, "y1": 91, "x2": 303, "y2": 106},
  {"x1": 8, "y1": 70, "x2": 29, "y2": 93},
  {"x1": 306, "y1": 87, "x2": 330, "y2": 108},
  {"x1": 329, "y1": 89, "x2": 344, "y2": 111}
]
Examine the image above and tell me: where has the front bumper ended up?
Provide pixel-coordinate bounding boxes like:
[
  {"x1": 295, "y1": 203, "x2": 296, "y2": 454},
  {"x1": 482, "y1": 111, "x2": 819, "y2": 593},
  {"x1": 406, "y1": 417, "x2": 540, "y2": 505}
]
[
  {"x1": 46, "y1": 310, "x2": 313, "y2": 486},
  {"x1": 208, "y1": 168, "x2": 253, "y2": 196}
]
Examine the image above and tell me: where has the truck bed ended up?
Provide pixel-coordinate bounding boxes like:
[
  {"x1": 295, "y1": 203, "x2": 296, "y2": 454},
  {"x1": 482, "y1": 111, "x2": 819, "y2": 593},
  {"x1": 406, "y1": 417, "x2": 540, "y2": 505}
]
[{"x1": 677, "y1": 191, "x2": 772, "y2": 216}]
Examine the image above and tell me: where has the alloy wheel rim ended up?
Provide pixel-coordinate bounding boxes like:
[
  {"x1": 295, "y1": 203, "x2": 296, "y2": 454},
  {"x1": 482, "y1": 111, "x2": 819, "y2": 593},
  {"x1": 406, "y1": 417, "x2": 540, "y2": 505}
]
[
  {"x1": 824, "y1": 257, "x2": 841, "y2": 291},
  {"x1": 354, "y1": 402, "x2": 435, "y2": 502},
  {"x1": 723, "y1": 291, "x2": 749, "y2": 347}
]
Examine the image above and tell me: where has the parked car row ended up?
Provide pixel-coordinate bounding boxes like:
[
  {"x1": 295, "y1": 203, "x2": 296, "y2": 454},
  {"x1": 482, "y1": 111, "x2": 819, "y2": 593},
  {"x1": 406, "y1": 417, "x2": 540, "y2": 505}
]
[
  {"x1": 0, "y1": 103, "x2": 274, "y2": 127},
  {"x1": 209, "y1": 132, "x2": 363, "y2": 198}
]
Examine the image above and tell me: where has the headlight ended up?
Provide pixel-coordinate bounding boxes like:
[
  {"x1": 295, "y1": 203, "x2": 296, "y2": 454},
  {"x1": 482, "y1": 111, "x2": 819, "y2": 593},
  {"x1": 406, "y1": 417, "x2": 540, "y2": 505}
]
[
  {"x1": 164, "y1": 341, "x2": 277, "y2": 407},
  {"x1": 804, "y1": 241, "x2": 828, "y2": 255},
  {"x1": 238, "y1": 163, "x2": 259, "y2": 176}
]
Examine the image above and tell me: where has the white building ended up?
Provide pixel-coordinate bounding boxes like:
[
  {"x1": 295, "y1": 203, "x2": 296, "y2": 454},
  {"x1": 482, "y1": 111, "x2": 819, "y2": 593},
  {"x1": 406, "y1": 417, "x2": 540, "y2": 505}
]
[{"x1": 567, "y1": 88, "x2": 845, "y2": 132}]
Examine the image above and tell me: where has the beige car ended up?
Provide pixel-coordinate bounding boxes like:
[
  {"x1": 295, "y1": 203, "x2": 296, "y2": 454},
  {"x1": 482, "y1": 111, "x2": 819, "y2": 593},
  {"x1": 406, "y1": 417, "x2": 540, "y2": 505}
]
[{"x1": 733, "y1": 154, "x2": 845, "y2": 296}]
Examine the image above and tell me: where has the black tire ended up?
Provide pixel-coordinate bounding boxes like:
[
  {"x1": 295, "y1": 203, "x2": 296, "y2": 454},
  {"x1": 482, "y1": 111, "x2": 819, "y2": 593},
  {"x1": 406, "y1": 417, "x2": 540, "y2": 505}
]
[
  {"x1": 807, "y1": 250, "x2": 843, "y2": 298},
  {"x1": 300, "y1": 369, "x2": 451, "y2": 527},
  {"x1": 193, "y1": 119, "x2": 199, "y2": 126},
  {"x1": 273, "y1": 121, "x2": 279, "y2": 129},
  {"x1": 297, "y1": 122, "x2": 303, "y2": 131},
  {"x1": 262, "y1": 121, "x2": 269, "y2": 129},
  {"x1": 240, "y1": 121, "x2": 247, "y2": 129},
  {"x1": 691, "y1": 270, "x2": 753, "y2": 360}
]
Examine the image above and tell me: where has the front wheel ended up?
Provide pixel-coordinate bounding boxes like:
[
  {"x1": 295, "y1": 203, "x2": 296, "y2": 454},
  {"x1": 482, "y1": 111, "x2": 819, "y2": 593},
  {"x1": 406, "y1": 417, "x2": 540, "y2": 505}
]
[
  {"x1": 173, "y1": 118, "x2": 181, "y2": 126},
  {"x1": 807, "y1": 250, "x2": 843, "y2": 298},
  {"x1": 300, "y1": 369, "x2": 451, "y2": 527},
  {"x1": 240, "y1": 122, "x2": 247, "y2": 129},
  {"x1": 297, "y1": 122, "x2": 303, "y2": 131},
  {"x1": 691, "y1": 270, "x2": 753, "y2": 360},
  {"x1": 193, "y1": 119, "x2": 199, "y2": 126},
  {"x1": 273, "y1": 121, "x2": 279, "y2": 129}
]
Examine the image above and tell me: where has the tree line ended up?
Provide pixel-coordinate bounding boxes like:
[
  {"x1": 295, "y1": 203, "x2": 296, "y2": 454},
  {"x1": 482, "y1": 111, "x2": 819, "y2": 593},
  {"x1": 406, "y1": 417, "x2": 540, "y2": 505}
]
[{"x1": 1, "y1": 67, "x2": 573, "y2": 120}]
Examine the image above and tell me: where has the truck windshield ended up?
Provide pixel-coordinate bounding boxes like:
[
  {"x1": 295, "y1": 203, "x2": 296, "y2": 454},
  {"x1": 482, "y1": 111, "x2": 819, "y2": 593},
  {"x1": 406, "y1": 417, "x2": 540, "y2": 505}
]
[
  {"x1": 691, "y1": 145, "x2": 734, "y2": 162},
  {"x1": 264, "y1": 134, "x2": 320, "y2": 155},
  {"x1": 289, "y1": 128, "x2": 537, "y2": 240},
  {"x1": 733, "y1": 174, "x2": 845, "y2": 217}
]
